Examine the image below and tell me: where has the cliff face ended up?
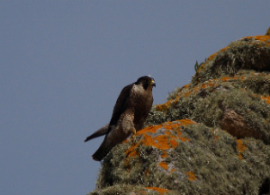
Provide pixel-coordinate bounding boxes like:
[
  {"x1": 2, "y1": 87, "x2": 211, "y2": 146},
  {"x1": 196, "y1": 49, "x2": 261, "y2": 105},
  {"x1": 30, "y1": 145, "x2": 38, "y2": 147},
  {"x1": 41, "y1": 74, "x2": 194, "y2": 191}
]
[{"x1": 89, "y1": 35, "x2": 270, "y2": 195}]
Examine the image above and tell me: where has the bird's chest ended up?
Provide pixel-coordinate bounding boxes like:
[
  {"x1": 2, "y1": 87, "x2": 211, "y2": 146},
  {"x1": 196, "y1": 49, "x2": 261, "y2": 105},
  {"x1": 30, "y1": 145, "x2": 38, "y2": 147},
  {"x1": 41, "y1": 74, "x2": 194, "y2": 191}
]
[{"x1": 131, "y1": 87, "x2": 153, "y2": 113}]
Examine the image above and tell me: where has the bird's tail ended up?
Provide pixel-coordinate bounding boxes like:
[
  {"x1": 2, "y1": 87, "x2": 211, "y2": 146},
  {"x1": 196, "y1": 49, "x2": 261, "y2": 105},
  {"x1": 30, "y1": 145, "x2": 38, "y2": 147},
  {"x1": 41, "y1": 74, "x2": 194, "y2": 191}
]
[
  {"x1": 92, "y1": 138, "x2": 116, "y2": 161},
  {"x1": 84, "y1": 124, "x2": 109, "y2": 142}
]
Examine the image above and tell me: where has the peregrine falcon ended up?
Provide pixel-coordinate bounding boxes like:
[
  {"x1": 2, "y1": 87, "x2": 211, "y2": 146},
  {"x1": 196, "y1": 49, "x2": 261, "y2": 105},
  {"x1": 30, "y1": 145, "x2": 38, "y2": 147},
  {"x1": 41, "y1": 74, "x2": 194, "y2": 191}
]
[{"x1": 85, "y1": 76, "x2": 156, "y2": 161}]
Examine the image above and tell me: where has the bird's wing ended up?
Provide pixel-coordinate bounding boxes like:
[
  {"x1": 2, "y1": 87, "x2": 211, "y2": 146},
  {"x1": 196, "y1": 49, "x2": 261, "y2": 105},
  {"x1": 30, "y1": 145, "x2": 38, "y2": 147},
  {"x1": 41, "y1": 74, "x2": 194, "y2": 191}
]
[{"x1": 109, "y1": 83, "x2": 133, "y2": 127}]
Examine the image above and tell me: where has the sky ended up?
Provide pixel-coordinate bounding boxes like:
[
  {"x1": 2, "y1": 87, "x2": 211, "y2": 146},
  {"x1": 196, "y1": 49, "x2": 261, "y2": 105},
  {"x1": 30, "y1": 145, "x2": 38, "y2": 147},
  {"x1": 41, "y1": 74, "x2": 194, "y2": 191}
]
[{"x1": 0, "y1": 1, "x2": 269, "y2": 195}]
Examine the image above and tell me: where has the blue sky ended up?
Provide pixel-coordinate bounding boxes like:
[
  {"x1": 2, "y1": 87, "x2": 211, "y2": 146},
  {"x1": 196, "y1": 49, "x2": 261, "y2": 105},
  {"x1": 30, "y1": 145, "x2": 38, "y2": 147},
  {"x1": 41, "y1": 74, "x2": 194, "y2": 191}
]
[{"x1": 1, "y1": 1, "x2": 269, "y2": 195}]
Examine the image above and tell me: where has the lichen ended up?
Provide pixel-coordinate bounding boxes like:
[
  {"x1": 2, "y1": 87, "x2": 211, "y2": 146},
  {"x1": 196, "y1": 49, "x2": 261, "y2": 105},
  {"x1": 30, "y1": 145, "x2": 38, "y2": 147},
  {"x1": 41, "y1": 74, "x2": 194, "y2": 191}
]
[
  {"x1": 125, "y1": 120, "x2": 195, "y2": 166},
  {"x1": 89, "y1": 33, "x2": 270, "y2": 195},
  {"x1": 185, "y1": 171, "x2": 197, "y2": 181},
  {"x1": 236, "y1": 139, "x2": 248, "y2": 160},
  {"x1": 145, "y1": 187, "x2": 169, "y2": 194},
  {"x1": 147, "y1": 72, "x2": 270, "y2": 144},
  {"x1": 191, "y1": 35, "x2": 270, "y2": 86},
  {"x1": 92, "y1": 120, "x2": 270, "y2": 195}
]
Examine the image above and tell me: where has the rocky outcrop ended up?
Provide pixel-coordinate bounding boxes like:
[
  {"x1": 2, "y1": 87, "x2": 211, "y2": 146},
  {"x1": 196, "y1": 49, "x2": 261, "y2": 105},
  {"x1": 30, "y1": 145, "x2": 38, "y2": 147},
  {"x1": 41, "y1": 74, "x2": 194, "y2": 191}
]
[
  {"x1": 89, "y1": 34, "x2": 270, "y2": 195},
  {"x1": 147, "y1": 35, "x2": 270, "y2": 144}
]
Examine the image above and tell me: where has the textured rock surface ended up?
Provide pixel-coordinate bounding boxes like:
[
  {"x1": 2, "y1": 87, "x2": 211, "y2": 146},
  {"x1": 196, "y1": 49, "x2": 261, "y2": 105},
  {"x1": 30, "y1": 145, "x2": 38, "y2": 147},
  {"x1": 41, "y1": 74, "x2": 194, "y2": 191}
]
[
  {"x1": 147, "y1": 35, "x2": 270, "y2": 144},
  {"x1": 89, "y1": 35, "x2": 270, "y2": 195}
]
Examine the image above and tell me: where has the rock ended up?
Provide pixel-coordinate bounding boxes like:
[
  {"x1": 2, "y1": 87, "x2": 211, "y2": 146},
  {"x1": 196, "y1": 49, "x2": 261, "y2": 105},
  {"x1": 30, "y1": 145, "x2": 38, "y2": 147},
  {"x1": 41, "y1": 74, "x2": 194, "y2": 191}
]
[
  {"x1": 90, "y1": 120, "x2": 270, "y2": 195},
  {"x1": 88, "y1": 34, "x2": 270, "y2": 195},
  {"x1": 147, "y1": 35, "x2": 270, "y2": 144},
  {"x1": 221, "y1": 109, "x2": 261, "y2": 140}
]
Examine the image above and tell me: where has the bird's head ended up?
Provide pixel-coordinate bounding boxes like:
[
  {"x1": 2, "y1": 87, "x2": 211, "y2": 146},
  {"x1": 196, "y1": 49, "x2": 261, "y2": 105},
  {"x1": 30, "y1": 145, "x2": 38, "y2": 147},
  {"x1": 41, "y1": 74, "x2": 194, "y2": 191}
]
[{"x1": 136, "y1": 76, "x2": 156, "y2": 90}]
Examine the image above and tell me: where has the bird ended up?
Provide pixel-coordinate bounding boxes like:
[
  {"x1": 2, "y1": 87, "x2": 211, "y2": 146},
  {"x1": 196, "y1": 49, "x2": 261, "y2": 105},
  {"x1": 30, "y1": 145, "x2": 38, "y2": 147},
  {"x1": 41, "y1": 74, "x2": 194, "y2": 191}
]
[{"x1": 84, "y1": 76, "x2": 156, "y2": 161}]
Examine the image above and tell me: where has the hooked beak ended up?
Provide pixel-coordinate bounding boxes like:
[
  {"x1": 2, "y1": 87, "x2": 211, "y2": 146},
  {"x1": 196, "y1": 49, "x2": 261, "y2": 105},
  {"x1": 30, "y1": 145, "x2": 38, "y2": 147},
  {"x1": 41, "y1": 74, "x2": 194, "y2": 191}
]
[{"x1": 151, "y1": 79, "x2": 156, "y2": 87}]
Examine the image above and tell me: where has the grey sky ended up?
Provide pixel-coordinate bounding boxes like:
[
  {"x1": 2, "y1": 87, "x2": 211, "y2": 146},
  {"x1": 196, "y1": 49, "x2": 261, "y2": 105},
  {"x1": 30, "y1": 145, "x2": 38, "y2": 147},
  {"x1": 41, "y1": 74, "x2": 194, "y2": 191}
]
[{"x1": 1, "y1": 1, "x2": 269, "y2": 195}]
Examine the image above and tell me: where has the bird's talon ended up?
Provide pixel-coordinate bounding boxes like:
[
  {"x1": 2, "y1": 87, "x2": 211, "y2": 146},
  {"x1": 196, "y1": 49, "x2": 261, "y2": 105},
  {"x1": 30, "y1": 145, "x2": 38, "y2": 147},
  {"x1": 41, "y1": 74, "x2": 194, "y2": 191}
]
[
  {"x1": 131, "y1": 134, "x2": 136, "y2": 143},
  {"x1": 131, "y1": 128, "x2": 137, "y2": 135}
]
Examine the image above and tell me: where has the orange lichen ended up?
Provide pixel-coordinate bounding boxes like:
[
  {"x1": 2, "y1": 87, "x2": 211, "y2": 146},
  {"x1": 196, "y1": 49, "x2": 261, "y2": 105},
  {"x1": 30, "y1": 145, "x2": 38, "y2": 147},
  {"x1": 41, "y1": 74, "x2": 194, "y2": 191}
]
[
  {"x1": 220, "y1": 76, "x2": 245, "y2": 82},
  {"x1": 155, "y1": 85, "x2": 192, "y2": 112},
  {"x1": 221, "y1": 77, "x2": 236, "y2": 82},
  {"x1": 196, "y1": 63, "x2": 205, "y2": 73},
  {"x1": 146, "y1": 187, "x2": 169, "y2": 194},
  {"x1": 155, "y1": 100, "x2": 173, "y2": 111},
  {"x1": 207, "y1": 53, "x2": 217, "y2": 62},
  {"x1": 201, "y1": 82, "x2": 215, "y2": 89},
  {"x1": 159, "y1": 160, "x2": 176, "y2": 173},
  {"x1": 243, "y1": 35, "x2": 270, "y2": 46},
  {"x1": 221, "y1": 77, "x2": 230, "y2": 82},
  {"x1": 186, "y1": 171, "x2": 197, "y2": 181},
  {"x1": 195, "y1": 35, "x2": 270, "y2": 85},
  {"x1": 163, "y1": 121, "x2": 181, "y2": 130},
  {"x1": 122, "y1": 139, "x2": 129, "y2": 144},
  {"x1": 236, "y1": 139, "x2": 247, "y2": 153},
  {"x1": 236, "y1": 139, "x2": 247, "y2": 160},
  {"x1": 188, "y1": 75, "x2": 249, "y2": 97},
  {"x1": 158, "y1": 74, "x2": 251, "y2": 112},
  {"x1": 157, "y1": 75, "x2": 247, "y2": 112},
  {"x1": 169, "y1": 139, "x2": 178, "y2": 147},
  {"x1": 179, "y1": 136, "x2": 190, "y2": 142},
  {"x1": 261, "y1": 96, "x2": 270, "y2": 104},
  {"x1": 159, "y1": 162, "x2": 168, "y2": 170},
  {"x1": 183, "y1": 84, "x2": 190, "y2": 89},
  {"x1": 207, "y1": 47, "x2": 228, "y2": 62},
  {"x1": 238, "y1": 154, "x2": 244, "y2": 160},
  {"x1": 178, "y1": 119, "x2": 196, "y2": 126},
  {"x1": 184, "y1": 91, "x2": 192, "y2": 97},
  {"x1": 161, "y1": 151, "x2": 168, "y2": 158},
  {"x1": 125, "y1": 120, "x2": 196, "y2": 167},
  {"x1": 183, "y1": 80, "x2": 217, "y2": 98},
  {"x1": 155, "y1": 95, "x2": 181, "y2": 112}
]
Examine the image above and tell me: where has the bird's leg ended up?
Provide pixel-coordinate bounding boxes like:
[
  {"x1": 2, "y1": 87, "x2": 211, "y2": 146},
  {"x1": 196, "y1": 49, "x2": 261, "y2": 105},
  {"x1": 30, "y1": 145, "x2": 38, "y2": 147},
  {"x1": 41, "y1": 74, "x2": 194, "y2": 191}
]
[
  {"x1": 121, "y1": 114, "x2": 136, "y2": 135},
  {"x1": 131, "y1": 128, "x2": 137, "y2": 143},
  {"x1": 127, "y1": 127, "x2": 137, "y2": 143},
  {"x1": 130, "y1": 127, "x2": 136, "y2": 135},
  {"x1": 121, "y1": 112, "x2": 137, "y2": 142}
]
